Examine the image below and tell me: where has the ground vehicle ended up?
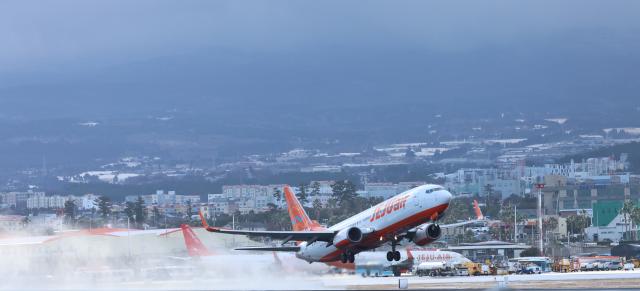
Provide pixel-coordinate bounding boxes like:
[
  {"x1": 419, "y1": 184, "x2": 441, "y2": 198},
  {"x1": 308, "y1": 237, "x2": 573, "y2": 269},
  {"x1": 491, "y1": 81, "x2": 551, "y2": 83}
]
[
  {"x1": 553, "y1": 258, "x2": 571, "y2": 273},
  {"x1": 480, "y1": 264, "x2": 490, "y2": 275},
  {"x1": 356, "y1": 263, "x2": 394, "y2": 277},
  {"x1": 519, "y1": 265, "x2": 542, "y2": 274},
  {"x1": 454, "y1": 267, "x2": 469, "y2": 276},
  {"x1": 606, "y1": 261, "x2": 623, "y2": 270},
  {"x1": 580, "y1": 261, "x2": 595, "y2": 271},
  {"x1": 507, "y1": 261, "x2": 522, "y2": 274},
  {"x1": 509, "y1": 257, "x2": 552, "y2": 273},
  {"x1": 414, "y1": 262, "x2": 445, "y2": 277},
  {"x1": 553, "y1": 259, "x2": 571, "y2": 273},
  {"x1": 624, "y1": 263, "x2": 635, "y2": 271},
  {"x1": 462, "y1": 262, "x2": 482, "y2": 276}
]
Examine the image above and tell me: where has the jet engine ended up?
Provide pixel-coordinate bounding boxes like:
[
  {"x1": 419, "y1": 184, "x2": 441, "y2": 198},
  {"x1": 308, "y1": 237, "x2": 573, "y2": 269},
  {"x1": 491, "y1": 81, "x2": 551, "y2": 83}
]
[
  {"x1": 333, "y1": 227, "x2": 366, "y2": 248},
  {"x1": 412, "y1": 224, "x2": 441, "y2": 246}
]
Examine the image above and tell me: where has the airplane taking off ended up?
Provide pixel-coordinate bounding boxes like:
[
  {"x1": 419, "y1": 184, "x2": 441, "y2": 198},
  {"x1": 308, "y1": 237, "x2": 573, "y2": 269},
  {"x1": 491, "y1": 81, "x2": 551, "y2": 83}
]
[{"x1": 200, "y1": 184, "x2": 482, "y2": 264}]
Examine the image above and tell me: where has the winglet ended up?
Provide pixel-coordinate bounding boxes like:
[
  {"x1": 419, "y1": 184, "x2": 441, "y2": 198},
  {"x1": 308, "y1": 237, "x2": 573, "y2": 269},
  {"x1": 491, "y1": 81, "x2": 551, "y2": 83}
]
[
  {"x1": 473, "y1": 200, "x2": 484, "y2": 220},
  {"x1": 199, "y1": 210, "x2": 208, "y2": 227},
  {"x1": 199, "y1": 210, "x2": 219, "y2": 232}
]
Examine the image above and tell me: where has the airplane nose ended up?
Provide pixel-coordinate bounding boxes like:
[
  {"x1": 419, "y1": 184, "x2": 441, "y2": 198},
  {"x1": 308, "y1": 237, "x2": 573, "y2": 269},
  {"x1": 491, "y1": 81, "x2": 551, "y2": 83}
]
[{"x1": 442, "y1": 190, "x2": 452, "y2": 204}]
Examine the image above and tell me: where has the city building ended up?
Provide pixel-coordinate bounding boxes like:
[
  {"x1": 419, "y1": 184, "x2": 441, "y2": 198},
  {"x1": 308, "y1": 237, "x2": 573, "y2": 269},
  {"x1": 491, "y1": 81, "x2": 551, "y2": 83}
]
[
  {"x1": 584, "y1": 200, "x2": 637, "y2": 242},
  {"x1": 1, "y1": 191, "x2": 45, "y2": 210},
  {"x1": 125, "y1": 190, "x2": 201, "y2": 207},
  {"x1": 26, "y1": 194, "x2": 99, "y2": 210},
  {"x1": 541, "y1": 177, "x2": 638, "y2": 215}
]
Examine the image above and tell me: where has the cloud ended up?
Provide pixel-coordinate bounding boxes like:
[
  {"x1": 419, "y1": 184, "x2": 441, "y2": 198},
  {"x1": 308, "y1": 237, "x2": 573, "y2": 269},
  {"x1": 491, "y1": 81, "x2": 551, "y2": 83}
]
[{"x1": 1, "y1": 0, "x2": 639, "y2": 74}]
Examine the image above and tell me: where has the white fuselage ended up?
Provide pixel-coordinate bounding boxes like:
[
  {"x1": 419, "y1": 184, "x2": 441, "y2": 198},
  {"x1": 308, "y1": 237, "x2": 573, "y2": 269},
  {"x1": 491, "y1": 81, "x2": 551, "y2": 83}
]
[
  {"x1": 409, "y1": 250, "x2": 471, "y2": 265},
  {"x1": 296, "y1": 184, "x2": 452, "y2": 263},
  {"x1": 355, "y1": 249, "x2": 469, "y2": 267}
]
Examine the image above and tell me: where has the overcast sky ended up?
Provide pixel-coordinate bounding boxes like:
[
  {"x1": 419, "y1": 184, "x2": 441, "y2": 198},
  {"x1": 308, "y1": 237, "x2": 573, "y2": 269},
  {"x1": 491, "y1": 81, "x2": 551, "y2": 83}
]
[
  {"x1": 0, "y1": 0, "x2": 639, "y2": 120},
  {"x1": 1, "y1": 0, "x2": 639, "y2": 76}
]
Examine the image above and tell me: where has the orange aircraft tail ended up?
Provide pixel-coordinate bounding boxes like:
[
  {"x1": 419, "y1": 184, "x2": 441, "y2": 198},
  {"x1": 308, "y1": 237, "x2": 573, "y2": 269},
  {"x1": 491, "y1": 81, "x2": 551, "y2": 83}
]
[
  {"x1": 473, "y1": 200, "x2": 484, "y2": 220},
  {"x1": 283, "y1": 185, "x2": 324, "y2": 231},
  {"x1": 180, "y1": 224, "x2": 213, "y2": 257}
]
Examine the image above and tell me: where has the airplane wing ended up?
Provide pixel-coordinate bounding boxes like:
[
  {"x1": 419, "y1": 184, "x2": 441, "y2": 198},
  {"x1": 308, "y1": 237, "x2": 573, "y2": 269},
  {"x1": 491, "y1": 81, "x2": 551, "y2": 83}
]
[
  {"x1": 402, "y1": 199, "x2": 485, "y2": 241},
  {"x1": 439, "y1": 199, "x2": 485, "y2": 229},
  {"x1": 0, "y1": 235, "x2": 59, "y2": 246},
  {"x1": 235, "y1": 246, "x2": 301, "y2": 252},
  {"x1": 199, "y1": 211, "x2": 335, "y2": 244}
]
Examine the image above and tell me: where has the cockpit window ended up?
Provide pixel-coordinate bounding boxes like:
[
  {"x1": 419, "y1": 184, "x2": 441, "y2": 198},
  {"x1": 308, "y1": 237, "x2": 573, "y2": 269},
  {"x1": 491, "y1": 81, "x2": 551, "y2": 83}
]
[{"x1": 425, "y1": 187, "x2": 444, "y2": 194}]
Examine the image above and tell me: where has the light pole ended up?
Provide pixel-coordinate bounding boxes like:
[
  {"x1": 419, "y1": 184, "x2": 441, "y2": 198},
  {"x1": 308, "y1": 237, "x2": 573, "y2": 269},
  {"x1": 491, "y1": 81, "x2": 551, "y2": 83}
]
[
  {"x1": 536, "y1": 183, "x2": 545, "y2": 255},
  {"x1": 514, "y1": 204, "x2": 517, "y2": 243},
  {"x1": 127, "y1": 216, "x2": 131, "y2": 258}
]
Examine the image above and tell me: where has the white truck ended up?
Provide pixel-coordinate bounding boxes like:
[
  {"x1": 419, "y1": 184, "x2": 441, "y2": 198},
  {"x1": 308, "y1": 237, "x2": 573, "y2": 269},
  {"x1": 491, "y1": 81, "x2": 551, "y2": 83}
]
[{"x1": 414, "y1": 262, "x2": 446, "y2": 277}]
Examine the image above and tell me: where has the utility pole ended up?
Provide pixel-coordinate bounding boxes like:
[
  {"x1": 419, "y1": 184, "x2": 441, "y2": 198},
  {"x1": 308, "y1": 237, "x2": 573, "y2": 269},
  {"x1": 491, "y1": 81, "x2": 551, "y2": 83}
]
[
  {"x1": 536, "y1": 183, "x2": 545, "y2": 255},
  {"x1": 514, "y1": 204, "x2": 517, "y2": 243},
  {"x1": 127, "y1": 216, "x2": 131, "y2": 258}
]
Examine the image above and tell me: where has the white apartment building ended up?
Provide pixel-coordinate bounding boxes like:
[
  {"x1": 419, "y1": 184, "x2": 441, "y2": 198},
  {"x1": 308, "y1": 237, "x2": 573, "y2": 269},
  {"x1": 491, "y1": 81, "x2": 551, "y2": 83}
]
[
  {"x1": 26, "y1": 194, "x2": 98, "y2": 210},
  {"x1": 2, "y1": 191, "x2": 45, "y2": 209}
]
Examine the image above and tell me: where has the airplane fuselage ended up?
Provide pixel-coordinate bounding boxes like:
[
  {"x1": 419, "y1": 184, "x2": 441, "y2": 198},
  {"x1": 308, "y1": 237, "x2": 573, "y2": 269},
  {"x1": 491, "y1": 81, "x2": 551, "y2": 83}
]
[{"x1": 296, "y1": 185, "x2": 452, "y2": 262}]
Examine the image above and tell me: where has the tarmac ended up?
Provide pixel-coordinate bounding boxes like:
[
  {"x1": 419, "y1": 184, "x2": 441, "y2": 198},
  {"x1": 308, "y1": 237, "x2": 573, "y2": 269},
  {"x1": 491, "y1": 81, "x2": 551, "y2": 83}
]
[
  {"x1": 61, "y1": 269, "x2": 640, "y2": 290},
  {"x1": 322, "y1": 269, "x2": 640, "y2": 290}
]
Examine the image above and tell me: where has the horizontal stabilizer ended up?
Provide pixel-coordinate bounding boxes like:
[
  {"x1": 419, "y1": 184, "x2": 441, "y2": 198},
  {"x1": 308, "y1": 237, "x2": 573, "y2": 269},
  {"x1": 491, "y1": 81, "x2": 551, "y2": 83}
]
[{"x1": 235, "y1": 246, "x2": 301, "y2": 252}]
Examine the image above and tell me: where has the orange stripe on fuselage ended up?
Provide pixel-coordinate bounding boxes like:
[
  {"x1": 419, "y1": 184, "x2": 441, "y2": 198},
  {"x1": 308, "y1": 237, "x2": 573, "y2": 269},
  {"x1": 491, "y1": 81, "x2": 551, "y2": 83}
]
[{"x1": 318, "y1": 203, "x2": 449, "y2": 262}]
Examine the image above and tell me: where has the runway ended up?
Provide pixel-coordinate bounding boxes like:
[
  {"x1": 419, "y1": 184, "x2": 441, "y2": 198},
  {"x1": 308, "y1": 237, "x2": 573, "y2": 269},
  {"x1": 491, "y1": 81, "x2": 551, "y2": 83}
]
[
  {"x1": 91, "y1": 270, "x2": 640, "y2": 290},
  {"x1": 322, "y1": 269, "x2": 640, "y2": 290}
]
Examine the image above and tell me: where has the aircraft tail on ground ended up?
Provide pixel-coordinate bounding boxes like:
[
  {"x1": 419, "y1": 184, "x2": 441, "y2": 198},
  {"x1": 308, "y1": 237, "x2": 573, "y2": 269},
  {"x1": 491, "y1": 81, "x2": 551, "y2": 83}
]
[
  {"x1": 283, "y1": 185, "x2": 324, "y2": 231},
  {"x1": 180, "y1": 224, "x2": 213, "y2": 257},
  {"x1": 473, "y1": 200, "x2": 484, "y2": 220}
]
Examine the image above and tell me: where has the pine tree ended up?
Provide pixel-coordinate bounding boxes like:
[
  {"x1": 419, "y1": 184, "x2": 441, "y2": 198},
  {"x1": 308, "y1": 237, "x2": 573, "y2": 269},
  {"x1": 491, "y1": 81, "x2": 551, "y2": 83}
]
[
  {"x1": 331, "y1": 180, "x2": 357, "y2": 206},
  {"x1": 310, "y1": 182, "x2": 320, "y2": 197},
  {"x1": 124, "y1": 201, "x2": 135, "y2": 223},
  {"x1": 153, "y1": 206, "x2": 161, "y2": 227},
  {"x1": 273, "y1": 187, "x2": 282, "y2": 203},
  {"x1": 312, "y1": 198, "x2": 323, "y2": 220},
  {"x1": 63, "y1": 199, "x2": 76, "y2": 224},
  {"x1": 134, "y1": 196, "x2": 146, "y2": 228},
  {"x1": 186, "y1": 200, "x2": 194, "y2": 220},
  {"x1": 297, "y1": 183, "x2": 308, "y2": 205},
  {"x1": 97, "y1": 196, "x2": 112, "y2": 220}
]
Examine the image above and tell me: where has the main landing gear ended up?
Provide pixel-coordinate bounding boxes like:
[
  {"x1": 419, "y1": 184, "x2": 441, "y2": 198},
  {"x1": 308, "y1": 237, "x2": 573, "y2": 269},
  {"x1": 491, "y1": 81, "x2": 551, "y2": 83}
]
[
  {"x1": 386, "y1": 239, "x2": 401, "y2": 261},
  {"x1": 340, "y1": 250, "x2": 355, "y2": 264},
  {"x1": 386, "y1": 250, "x2": 401, "y2": 261}
]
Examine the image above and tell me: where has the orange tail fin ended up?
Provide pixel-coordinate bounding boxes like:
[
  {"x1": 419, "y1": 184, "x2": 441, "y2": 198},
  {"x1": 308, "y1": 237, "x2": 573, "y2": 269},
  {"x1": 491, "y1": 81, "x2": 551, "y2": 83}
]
[
  {"x1": 473, "y1": 200, "x2": 484, "y2": 220},
  {"x1": 406, "y1": 247, "x2": 414, "y2": 261},
  {"x1": 180, "y1": 224, "x2": 213, "y2": 257},
  {"x1": 283, "y1": 185, "x2": 323, "y2": 231}
]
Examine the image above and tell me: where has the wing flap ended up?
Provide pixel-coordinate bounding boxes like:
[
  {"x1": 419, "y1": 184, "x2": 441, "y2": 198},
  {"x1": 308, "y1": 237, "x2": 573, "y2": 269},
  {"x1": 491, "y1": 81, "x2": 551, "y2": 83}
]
[
  {"x1": 199, "y1": 210, "x2": 335, "y2": 242},
  {"x1": 235, "y1": 246, "x2": 301, "y2": 252},
  {"x1": 206, "y1": 228, "x2": 335, "y2": 242}
]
